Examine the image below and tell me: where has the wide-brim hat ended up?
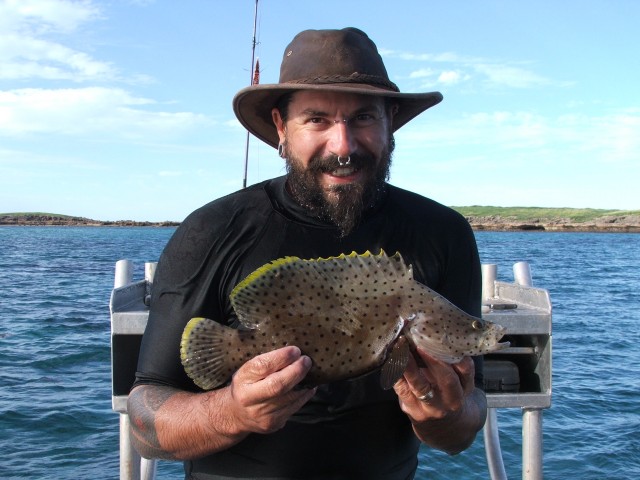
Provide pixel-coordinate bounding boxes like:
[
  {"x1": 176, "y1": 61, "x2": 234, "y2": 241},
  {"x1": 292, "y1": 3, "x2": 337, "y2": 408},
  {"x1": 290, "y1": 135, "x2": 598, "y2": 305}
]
[{"x1": 233, "y1": 27, "x2": 443, "y2": 149}]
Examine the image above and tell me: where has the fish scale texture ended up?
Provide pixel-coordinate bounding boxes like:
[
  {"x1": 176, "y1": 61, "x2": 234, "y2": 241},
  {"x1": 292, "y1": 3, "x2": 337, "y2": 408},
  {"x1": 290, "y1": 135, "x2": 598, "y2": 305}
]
[{"x1": 181, "y1": 250, "x2": 507, "y2": 390}]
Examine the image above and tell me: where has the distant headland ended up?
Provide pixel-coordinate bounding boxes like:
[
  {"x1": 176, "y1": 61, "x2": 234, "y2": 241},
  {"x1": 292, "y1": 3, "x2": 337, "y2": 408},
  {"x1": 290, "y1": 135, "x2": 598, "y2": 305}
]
[
  {"x1": 454, "y1": 206, "x2": 640, "y2": 232},
  {"x1": 1, "y1": 208, "x2": 639, "y2": 232},
  {"x1": 0, "y1": 213, "x2": 180, "y2": 227}
]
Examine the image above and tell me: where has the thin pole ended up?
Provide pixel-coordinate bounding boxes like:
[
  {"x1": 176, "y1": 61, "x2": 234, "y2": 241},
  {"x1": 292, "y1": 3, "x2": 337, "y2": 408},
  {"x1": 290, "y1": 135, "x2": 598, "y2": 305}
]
[
  {"x1": 522, "y1": 408, "x2": 544, "y2": 480},
  {"x1": 484, "y1": 408, "x2": 508, "y2": 480},
  {"x1": 242, "y1": 0, "x2": 259, "y2": 189},
  {"x1": 114, "y1": 260, "x2": 140, "y2": 480}
]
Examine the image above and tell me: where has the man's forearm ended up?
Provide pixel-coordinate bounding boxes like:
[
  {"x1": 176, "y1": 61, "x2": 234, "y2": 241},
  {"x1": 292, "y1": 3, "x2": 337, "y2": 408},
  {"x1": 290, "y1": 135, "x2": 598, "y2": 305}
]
[
  {"x1": 127, "y1": 384, "x2": 247, "y2": 460},
  {"x1": 127, "y1": 347, "x2": 316, "y2": 460},
  {"x1": 412, "y1": 387, "x2": 487, "y2": 455}
]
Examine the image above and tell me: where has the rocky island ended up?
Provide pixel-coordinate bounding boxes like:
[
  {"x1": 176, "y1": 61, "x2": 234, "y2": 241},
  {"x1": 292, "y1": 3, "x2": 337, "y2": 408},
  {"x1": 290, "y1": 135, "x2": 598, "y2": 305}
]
[
  {"x1": 454, "y1": 207, "x2": 640, "y2": 233},
  {"x1": 2, "y1": 208, "x2": 639, "y2": 232},
  {"x1": 0, "y1": 213, "x2": 179, "y2": 227}
]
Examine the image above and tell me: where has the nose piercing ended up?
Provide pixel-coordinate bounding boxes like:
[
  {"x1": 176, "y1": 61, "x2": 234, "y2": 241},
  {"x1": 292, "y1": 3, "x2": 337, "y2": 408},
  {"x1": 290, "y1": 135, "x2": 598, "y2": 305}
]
[{"x1": 337, "y1": 156, "x2": 351, "y2": 167}]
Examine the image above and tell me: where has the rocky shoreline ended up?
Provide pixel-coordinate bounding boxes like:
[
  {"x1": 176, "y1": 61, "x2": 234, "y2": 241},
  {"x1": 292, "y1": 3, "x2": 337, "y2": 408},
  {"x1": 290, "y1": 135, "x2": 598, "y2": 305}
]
[
  {"x1": 0, "y1": 214, "x2": 180, "y2": 227},
  {"x1": 2, "y1": 213, "x2": 639, "y2": 232},
  {"x1": 464, "y1": 214, "x2": 640, "y2": 233}
]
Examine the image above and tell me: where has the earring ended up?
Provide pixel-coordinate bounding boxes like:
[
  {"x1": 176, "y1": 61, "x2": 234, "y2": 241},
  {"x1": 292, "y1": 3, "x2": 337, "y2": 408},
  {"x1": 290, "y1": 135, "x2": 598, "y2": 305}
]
[{"x1": 277, "y1": 143, "x2": 285, "y2": 159}]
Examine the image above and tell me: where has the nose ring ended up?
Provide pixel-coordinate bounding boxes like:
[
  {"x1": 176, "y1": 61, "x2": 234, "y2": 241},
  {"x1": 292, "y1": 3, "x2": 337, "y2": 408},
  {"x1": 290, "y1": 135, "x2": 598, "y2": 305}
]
[{"x1": 337, "y1": 156, "x2": 351, "y2": 167}]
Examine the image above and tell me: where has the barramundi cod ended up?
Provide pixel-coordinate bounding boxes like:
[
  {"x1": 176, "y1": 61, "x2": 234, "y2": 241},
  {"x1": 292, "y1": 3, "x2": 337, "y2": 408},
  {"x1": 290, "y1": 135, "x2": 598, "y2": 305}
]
[{"x1": 181, "y1": 250, "x2": 508, "y2": 390}]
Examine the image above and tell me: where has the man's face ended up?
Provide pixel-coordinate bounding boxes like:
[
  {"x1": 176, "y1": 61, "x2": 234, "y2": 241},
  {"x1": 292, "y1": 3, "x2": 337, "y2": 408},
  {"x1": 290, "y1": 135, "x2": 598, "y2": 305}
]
[{"x1": 272, "y1": 91, "x2": 396, "y2": 235}]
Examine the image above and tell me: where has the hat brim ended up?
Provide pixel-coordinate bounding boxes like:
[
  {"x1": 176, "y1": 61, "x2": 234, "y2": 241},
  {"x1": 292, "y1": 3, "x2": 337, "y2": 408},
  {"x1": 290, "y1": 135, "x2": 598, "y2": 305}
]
[{"x1": 232, "y1": 83, "x2": 443, "y2": 149}]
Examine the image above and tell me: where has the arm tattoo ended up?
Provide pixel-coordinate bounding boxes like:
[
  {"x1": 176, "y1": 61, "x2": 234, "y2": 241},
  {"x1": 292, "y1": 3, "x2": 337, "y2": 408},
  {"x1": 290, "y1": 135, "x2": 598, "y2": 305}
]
[{"x1": 128, "y1": 385, "x2": 179, "y2": 460}]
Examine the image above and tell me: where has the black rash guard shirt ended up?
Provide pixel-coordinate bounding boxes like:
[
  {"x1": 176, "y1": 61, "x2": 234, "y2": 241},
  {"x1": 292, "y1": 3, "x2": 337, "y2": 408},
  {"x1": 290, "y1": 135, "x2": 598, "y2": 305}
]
[{"x1": 134, "y1": 176, "x2": 482, "y2": 480}]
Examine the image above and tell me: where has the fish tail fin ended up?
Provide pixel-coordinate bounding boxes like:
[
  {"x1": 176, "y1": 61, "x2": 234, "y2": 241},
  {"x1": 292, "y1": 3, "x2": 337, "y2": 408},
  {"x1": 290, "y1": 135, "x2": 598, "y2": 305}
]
[{"x1": 180, "y1": 317, "x2": 238, "y2": 390}]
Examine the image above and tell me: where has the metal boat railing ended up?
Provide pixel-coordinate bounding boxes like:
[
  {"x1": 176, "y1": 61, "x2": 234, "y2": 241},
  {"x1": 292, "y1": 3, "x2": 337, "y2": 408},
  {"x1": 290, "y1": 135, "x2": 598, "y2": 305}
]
[
  {"x1": 481, "y1": 263, "x2": 552, "y2": 479},
  {"x1": 110, "y1": 260, "x2": 552, "y2": 480}
]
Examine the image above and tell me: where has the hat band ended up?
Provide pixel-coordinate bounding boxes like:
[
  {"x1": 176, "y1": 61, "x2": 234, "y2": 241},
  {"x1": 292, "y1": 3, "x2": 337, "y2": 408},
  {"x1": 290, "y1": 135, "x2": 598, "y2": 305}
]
[{"x1": 286, "y1": 73, "x2": 399, "y2": 92}]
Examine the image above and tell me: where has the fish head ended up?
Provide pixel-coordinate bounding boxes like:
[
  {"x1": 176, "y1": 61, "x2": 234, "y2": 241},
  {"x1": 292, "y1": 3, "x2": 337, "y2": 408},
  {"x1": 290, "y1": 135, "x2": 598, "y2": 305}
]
[
  {"x1": 405, "y1": 310, "x2": 509, "y2": 363},
  {"x1": 470, "y1": 318, "x2": 510, "y2": 354}
]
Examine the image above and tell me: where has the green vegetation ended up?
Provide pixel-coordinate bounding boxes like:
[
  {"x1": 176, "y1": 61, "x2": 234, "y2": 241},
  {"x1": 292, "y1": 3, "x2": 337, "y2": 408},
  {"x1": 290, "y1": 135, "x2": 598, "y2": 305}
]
[
  {"x1": 451, "y1": 206, "x2": 640, "y2": 223},
  {"x1": 2, "y1": 209, "x2": 638, "y2": 230},
  {"x1": 1, "y1": 212, "x2": 76, "y2": 217},
  {"x1": 0, "y1": 212, "x2": 179, "y2": 227},
  {"x1": 8, "y1": 208, "x2": 639, "y2": 223}
]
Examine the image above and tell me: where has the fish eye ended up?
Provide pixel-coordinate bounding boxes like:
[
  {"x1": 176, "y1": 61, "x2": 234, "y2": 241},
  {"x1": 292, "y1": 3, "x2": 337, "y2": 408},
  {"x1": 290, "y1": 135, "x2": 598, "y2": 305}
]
[{"x1": 472, "y1": 320, "x2": 485, "y2": 330}]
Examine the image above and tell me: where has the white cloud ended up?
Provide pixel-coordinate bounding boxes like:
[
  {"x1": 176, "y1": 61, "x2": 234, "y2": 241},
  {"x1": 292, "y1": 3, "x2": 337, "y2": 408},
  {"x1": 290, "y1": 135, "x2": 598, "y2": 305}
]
[
  {"x1": 382, "y1": 49, "x2": 475, "y2": 64},
  {"x1": 0, "y1": 0, "x2": 101, "y2": 34},
  {"x1": 398, "y1": 107, "x2": 640, "y2": 169},
  {"x1": 408, "y1": 68, "x2": 434, "y2": 79},
  {"x1": 383, "y1": 47, "x2": 564, "y2": 91},
  {"x1": 0, "y1": 33, "x2": 118, "y2": 81},
  {"x1": 390, "y1": 107, "x2": 640, "y2": 209},
  {"x1": 0, "y1": 1, "x2": 126, "y2": 83},
  {"x1": 472, "y1": 63, "x2": 551, "y2": 89},
  {"x1": 438, "y1": 70, "x2": 462, "y2": 85},
  {"x1": 225, "y1": 118, "x2": 244, "y2": 128},
  {"x1": 0, "y1": 87, "x2": 210, "y2": 137},
  {"x1": 558, "y1": 111, "x2": 640, "y2": 164}
]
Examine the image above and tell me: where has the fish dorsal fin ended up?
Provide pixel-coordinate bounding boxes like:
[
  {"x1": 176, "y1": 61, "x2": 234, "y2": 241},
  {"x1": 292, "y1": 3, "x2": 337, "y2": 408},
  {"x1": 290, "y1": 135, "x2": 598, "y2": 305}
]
[{"x1": 230, "y1": 250, "x2": 413, "y2": 330}]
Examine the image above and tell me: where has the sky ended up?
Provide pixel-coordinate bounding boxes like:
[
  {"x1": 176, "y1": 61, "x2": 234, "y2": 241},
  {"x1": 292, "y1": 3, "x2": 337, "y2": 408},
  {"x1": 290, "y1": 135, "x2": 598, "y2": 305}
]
[{"x1": 1, "y1": 0, "x2": 639, "y2": 222}]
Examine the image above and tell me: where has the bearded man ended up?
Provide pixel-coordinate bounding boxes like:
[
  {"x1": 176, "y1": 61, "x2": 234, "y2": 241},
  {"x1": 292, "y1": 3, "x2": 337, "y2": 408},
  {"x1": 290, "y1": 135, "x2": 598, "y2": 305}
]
[{"x1": 128, "y1": 27, "x2": 487, "y2": 480}]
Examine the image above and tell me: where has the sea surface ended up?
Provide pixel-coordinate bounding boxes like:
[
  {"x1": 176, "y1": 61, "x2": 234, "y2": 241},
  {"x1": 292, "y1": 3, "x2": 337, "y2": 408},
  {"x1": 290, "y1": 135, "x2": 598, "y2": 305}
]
[{"x1": 1, "y1": 227, "x2": 639, "y2": 479}]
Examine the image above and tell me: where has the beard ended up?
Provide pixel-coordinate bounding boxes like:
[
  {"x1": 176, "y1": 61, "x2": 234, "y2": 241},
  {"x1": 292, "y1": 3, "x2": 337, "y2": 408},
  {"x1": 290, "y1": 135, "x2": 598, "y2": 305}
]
[{"x1": 284, "y1": 135, "x2": 395, "y2": 236}]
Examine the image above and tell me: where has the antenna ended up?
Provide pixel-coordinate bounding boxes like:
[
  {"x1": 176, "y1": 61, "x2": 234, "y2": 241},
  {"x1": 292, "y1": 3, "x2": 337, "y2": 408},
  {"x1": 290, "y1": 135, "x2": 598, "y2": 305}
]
[{"x1": 242, "y1": 0, "x2": 259, "y2": 189}]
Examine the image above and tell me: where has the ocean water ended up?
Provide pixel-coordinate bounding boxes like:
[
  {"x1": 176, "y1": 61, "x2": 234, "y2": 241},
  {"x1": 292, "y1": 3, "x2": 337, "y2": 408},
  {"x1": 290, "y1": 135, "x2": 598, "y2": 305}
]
[{"x1": 0, "y1": 227, "x2": 639, "y2": 479}]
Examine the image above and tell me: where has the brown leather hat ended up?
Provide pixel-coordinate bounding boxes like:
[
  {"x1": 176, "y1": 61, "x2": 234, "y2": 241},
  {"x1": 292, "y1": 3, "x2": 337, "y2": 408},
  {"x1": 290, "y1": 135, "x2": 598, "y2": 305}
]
[{"x1": 233, "y1": 27, "x2": 443, "y2": 148}]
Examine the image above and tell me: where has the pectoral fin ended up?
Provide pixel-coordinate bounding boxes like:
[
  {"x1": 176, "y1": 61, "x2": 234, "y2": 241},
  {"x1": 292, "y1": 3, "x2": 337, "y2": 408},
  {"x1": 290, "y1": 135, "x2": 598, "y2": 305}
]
[{"x1": 380, "y1": 336, "x2": 411, "y2": 390}]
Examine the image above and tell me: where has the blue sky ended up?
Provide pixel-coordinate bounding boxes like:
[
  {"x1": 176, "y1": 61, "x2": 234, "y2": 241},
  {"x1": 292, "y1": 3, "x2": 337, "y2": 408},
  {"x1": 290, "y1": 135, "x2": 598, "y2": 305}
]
[{"x1": 1, "y1": 0, "x2": 638, "y2": 221}]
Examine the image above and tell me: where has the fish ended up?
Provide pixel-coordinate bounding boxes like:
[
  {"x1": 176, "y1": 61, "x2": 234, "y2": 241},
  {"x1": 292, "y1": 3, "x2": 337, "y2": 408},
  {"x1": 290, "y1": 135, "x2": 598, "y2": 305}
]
[{"x1": 180, "y1": 250, "x2": 508, "y2": 391}]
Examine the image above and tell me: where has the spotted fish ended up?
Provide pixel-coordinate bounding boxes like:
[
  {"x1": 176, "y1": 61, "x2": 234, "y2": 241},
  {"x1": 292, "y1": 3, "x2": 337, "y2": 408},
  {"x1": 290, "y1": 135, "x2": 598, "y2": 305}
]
[{"x1": 180, "y1": 250, "x2": 508, "y2": 391}]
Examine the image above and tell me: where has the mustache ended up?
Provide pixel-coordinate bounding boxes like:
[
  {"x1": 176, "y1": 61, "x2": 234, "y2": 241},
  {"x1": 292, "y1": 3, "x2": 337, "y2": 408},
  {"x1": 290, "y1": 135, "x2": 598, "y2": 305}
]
[{"x1": 307, "y1": 153, "x2": 373, "y2": 173}]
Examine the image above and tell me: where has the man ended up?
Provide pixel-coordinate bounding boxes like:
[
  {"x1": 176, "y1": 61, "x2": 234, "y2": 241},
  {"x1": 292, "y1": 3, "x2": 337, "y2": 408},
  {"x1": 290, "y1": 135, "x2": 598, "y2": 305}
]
[{"x1": 128, "y1": 27, "x2": 486, "y2": 479}]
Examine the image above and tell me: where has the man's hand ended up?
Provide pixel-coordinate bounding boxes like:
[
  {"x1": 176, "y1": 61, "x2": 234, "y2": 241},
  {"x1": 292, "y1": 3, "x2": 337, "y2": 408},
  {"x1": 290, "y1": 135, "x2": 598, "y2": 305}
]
[
  {"x1": 393, "y1": 348, "x2": 486, "y2": 454},
  {"x1": 225, "y1": 346, "x2": 317, "y2": 434},
  {"x1": 128, "y1": 346, "x2": 315, "y2": 460}
]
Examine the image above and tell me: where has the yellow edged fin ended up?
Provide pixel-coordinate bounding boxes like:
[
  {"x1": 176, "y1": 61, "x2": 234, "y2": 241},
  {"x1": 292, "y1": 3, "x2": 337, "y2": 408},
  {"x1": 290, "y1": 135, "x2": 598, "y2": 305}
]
[
  {"x1": 180, "y1": 317, "x2": 238, "y2": 391},
  {"x1": 228, "y1": 250, "x2": 411, "y2": 330},
  {"x1": 230, "y1": 249, "x2": 406, "y2": 302},
  {"x1": 230, "y1": 256, "x2": 301, "y2": 302}
]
